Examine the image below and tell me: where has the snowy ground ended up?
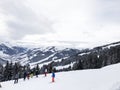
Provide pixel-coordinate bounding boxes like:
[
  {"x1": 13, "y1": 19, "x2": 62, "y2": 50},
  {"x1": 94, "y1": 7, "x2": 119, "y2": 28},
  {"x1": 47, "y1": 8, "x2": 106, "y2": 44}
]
[{"x1": 1, "y1": 63, "x2": 120, "y2": 90}]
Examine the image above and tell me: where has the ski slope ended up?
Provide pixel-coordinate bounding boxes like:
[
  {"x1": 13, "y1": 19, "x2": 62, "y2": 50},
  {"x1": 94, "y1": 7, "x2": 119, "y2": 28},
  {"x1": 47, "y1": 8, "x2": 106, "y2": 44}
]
[{"x1": 1, "y1": 63, "x2": 120, "y2": 90}]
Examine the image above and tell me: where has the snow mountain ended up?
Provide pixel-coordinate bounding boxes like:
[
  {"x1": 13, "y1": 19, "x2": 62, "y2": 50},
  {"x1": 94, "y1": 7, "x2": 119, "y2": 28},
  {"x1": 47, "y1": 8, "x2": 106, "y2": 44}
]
[
  {"x1": 0, "y1": 43, "x2": 80, "y2": 68},
  {"x1": 70, "y1": 41, "x2": 120, "y2": 70},
  {"x1": 0, "y1": 43, "x2": 27, "y2": 64},
  {"x1": 0, "y1": 41, "x2": 120, "y2": 71}
]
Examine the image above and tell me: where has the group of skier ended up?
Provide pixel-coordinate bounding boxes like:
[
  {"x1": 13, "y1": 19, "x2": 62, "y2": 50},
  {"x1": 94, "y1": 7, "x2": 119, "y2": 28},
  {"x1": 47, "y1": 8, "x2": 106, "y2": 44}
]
[
  {"x1": 0, "y1": 66, "x2": 56, "y2": 87},
  {"x1": 13, "y1": 66, "x2": 55, "y2": 84},
  {"x1": 23, "y1": 70, "x2": 39, "y2": 81}
]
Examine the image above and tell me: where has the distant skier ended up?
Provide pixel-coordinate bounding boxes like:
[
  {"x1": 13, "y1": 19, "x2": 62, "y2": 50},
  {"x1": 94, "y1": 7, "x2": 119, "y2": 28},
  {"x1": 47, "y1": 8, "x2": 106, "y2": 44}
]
[
  {"x1": 23, "y1": 71, "x2": 27, "y2": 81},
  {"x1": 14, "y1": 73, "x2": 19, "y2": 84},
  {"x1": 35, "y1": 69, "x2": 39, "y2": 77},
  {"x1": 30, "y1": 70, "x2": 34, "y2": 78},
  {"x1": 52, "y1": 71, "x2": 55, "y2": 82},
  {"x1": 27, "y1": 71, "x2": 30, "y2": 80},
  {"x1": 0, "y1": 83, "x2": 2, "y2": 88},
  {"x1": 34, "y1": 64, "x2": 39, "y2": 77},
  {"x1": 44, "y1": 68, "x2": 48, "y2": 77}
]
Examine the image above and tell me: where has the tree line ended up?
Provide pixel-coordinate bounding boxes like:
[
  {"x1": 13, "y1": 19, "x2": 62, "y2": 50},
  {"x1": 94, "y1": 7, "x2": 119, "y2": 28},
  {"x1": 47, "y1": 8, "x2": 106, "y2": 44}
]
[{"x1": 0, "y1": 61, "x2": 56, "y2": 82}]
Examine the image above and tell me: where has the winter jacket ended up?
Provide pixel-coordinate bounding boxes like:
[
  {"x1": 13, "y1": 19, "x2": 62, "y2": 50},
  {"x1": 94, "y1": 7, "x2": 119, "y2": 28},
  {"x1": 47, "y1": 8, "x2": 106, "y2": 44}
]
[{"x1": 52, "y1": 72, "x2": 55, "y2": 78}]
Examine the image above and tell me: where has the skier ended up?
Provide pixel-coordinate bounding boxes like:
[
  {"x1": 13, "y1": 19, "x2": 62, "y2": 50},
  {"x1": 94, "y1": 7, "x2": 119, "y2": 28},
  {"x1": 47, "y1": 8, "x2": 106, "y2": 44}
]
[
  {"x1": 27, "y1": 71, "x2": 30, "y2": 80},
  {"x1": 44, "y1": 68, "x2": 48, "y2": 77},
  {"x1": 30, "y1": 70, "x2": 34, "y2": 78},
  {"x1": 14, "y1": 73, "x2": 19, "y2": 84},
  {"x1": 23, "y1": 71, "x2": 27, "y2": 81},
  {"x1": 52, "y1": 71, "x2": 55, "y2": 82},
  {"x1": 35, "y1": 64, "x2": 39, "y2": 77},
  {"x1": 35, "y1": 69, "x2": 39, "y2": 77},
  {"x1": 0, "y1": 83, "x2": 2, "y2": 88}
]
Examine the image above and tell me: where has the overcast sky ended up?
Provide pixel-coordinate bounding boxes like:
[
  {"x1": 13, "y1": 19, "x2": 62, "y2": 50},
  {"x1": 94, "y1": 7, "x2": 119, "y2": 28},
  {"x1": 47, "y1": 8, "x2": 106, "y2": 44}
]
[{"x1": 0, "y1": 0, "x2": 120, "y2": 48}]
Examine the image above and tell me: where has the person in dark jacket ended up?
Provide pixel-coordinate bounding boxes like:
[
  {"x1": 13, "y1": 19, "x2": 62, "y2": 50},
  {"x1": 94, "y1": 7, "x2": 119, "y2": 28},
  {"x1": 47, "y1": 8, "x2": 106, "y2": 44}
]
[
  {"x1": 0, "y1": 83, "x2": 2, "y2": 88},
  {"x1": 35, "y1": 69, "x2": 39, "y2": 77},
  {"x1": 14, "y1": 73, "x2": 19, "y2": 84},
  {"x1": 52, "y1": 71, "x2": 55, "y2": 82},
  {"x1": 23, "y1": 71, "x2": 27, "y2": 81}
]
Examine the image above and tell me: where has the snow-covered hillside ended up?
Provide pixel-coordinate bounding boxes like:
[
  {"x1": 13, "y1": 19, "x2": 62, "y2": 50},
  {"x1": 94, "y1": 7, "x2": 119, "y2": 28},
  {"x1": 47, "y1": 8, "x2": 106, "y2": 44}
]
[
  {"x1": 0, "y1": 42, "x2": 80, "y2": 68},
  {"x1": 1, "y1": 41, "x2": 120, "y2": 71},
  {"x1": 1, "y1": 63, "x2": 120, "y2": 90}
]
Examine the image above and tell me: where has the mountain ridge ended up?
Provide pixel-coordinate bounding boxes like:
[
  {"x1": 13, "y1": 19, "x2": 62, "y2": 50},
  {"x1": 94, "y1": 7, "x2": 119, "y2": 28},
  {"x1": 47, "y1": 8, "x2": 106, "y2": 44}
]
[{"x1": 0, "y1": 41, "x2": 120, "y2": 71}]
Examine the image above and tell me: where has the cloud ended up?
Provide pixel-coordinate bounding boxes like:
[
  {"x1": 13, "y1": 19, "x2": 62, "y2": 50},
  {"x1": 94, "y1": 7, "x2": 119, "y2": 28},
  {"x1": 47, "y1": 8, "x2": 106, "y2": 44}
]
[
  {"x1": 0, "y1": 0, "x2": 120, "y2": 48},
  {"x1": 96, "y1": 0, "x2": 120, "y2": 23},
  {"x1": 0, "y1": 0, "x2": 53, "y2": 39}
]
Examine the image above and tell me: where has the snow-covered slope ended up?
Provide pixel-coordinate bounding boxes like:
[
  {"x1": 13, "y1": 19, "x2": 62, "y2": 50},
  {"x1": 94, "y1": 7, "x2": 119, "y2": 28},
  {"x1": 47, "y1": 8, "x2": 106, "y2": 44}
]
[
  {"x1": 1, "y1": 63, "x2": 120, "y2": 90},
  {"x1": 0, "y1": 43, "x2": 27, "y2": 64},
  {"x1": 0, "y1": 42, "x2": 80, "y2": 68}
]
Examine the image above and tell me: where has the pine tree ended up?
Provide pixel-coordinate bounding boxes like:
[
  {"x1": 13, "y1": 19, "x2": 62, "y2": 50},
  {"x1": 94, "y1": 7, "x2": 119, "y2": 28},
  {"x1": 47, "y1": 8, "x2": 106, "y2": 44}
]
[
  {"x1": 3, "y1": 61, "x2": 9, "y2": 81},
  {"x1": 0, "y1": 64, "x2": 3, "y2": 81}
]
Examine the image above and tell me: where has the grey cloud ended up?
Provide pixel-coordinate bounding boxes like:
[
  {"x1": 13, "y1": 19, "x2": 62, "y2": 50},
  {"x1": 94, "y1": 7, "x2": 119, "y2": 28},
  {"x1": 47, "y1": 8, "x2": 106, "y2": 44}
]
[
  {"x1": 0, "y1": 0, "x2": 53, "y2": 39},
  {"x1": 96, "y1": 0, "x2": 120, "y2": 23}
]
